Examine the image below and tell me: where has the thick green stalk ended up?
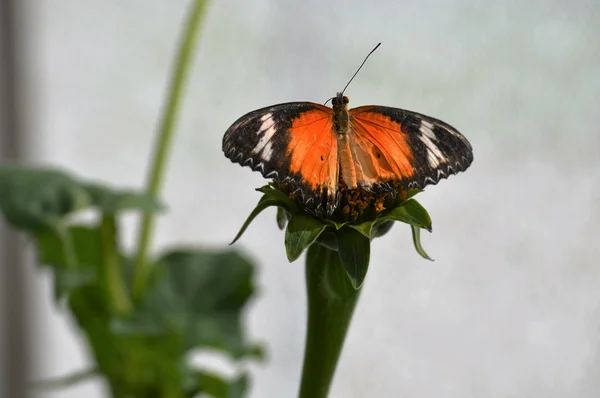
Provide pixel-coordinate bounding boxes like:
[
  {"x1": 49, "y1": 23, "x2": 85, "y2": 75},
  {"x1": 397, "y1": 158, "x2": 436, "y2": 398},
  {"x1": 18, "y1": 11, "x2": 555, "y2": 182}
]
[
  {"x1": 133, "y1": 0, "x2": 210, "y2": 300},
  {"x1": 100, "y1": 215, "x2": 132, "y2": 315},
  {"x1": 298, "y1": 244, "x2": 362, "y2": 398}
]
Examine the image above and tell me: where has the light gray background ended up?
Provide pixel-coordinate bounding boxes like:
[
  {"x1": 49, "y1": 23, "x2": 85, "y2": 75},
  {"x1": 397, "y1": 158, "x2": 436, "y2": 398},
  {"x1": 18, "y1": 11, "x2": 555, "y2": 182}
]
[{"x1": 15, "y1": 0, "x2": 600, "y2": 397}]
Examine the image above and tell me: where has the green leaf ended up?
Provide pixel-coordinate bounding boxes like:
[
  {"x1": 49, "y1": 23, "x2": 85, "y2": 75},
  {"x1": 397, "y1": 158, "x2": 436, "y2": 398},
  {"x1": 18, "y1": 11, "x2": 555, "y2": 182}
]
[
  {"x1": 411, "y1": 225, "x2": 434, "y2": 261},
  {"x1": 115, "y1": 248, "x2": 262, "y2": 360},
  {"x1": 182, "y1": 370, "x2": 248, "y2": 398},
  {"x1": 381, "y1": 199, "x2": 432, "y2": 231},
  {"x1": 52, "y1": 268, "x2": 97, "y2": 301},
  {"x1": 285, "y1": 215, "x2": 329, "y2": 262},
  {"x1": 230, "y1": 194, "x2": 285, "y2": 244},
  {"x1": 333, "y1": 197, "x2": 429, "y2": 241},
  {"x1": 324, "y1": 219, "x2": 349, "y2": 231},
  {"x1": 34, "y1": 226, "x2": 103, "y2": 269},
  {"x1": 0, "y1": 166, "x2": 90, "y2": 231},
  {"x1": 316, "y1": 231, "x2": 338, "y2": 251},
  {"x1": 226, "y1": 374, "x2": 249, "y2": 398},
  {"x1": 256, "y1": 184, "x2": 297, "y2": 208},
  {"x1": 0, "y1": 166, "x2": 163, "y2": 231},
  {"x1": 34, "y1": 226, "x2": 104, "y2": 299},
  {"x1": 347, "y1": 221, "x2": 375, "y2": 239},
  {"x1": 276, "y1": 207, "x2": 289, "y2": 230},
  {"x1": 82, "y1": 183, "x2": 164, "y2": 214},
  {"x1": 335, "y1": 228, "x2": 371, "y2": 289},
  {"x1": 371, "y1": 220, "x2": 394, "y2": 239},
  {"x1": 406, "y1": 188, "x2": 423, "y2": 199}
]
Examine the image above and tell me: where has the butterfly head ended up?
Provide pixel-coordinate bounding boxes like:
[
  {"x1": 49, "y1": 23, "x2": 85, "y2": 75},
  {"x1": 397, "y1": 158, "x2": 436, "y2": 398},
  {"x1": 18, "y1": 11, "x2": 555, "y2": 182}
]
[{"x1": 331, "y1": 93, "x2": 350, "y2": 107}]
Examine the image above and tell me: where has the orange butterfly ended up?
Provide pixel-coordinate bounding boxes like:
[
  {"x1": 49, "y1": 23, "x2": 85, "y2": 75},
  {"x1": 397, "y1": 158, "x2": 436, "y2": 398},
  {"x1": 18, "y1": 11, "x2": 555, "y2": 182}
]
[{"x1": 222, "y1": 47, "x2": 473, "y2": 216}]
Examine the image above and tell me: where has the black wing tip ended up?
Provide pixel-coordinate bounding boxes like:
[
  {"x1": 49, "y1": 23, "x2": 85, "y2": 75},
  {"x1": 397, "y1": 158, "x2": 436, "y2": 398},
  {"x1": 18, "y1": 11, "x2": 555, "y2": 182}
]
[{"x1": 407, "y1": 151, "x2": 474, "y2": 190}]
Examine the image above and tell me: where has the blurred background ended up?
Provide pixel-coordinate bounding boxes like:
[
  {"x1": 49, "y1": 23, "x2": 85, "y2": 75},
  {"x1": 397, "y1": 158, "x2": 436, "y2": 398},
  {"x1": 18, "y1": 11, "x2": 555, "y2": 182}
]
[{"x1": 1, "y1": 0, "x2": 600, "y2": 397}]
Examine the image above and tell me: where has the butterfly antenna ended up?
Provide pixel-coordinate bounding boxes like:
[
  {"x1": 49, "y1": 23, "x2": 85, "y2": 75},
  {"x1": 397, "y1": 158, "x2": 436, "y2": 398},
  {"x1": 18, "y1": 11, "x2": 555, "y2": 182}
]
[{"x1": 340, "y1": 42, "x2": 381, "y2": 96}]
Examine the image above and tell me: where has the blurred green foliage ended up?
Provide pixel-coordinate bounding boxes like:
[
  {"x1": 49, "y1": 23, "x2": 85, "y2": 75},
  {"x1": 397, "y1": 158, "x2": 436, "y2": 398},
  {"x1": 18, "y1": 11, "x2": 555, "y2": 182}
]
[{"x1": 0, "y1": 165, "x2": 261, "y2": 397}]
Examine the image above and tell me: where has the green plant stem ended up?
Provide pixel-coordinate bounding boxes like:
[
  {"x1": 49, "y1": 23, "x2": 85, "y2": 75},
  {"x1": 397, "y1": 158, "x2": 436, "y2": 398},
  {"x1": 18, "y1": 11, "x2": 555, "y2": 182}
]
[
  {"x1": 100, "y1": 215, "x2": 132, "y2": 314},
  {"x1": 57, "y1": 224, "x2": 78, "y2": 271},
  {"x1": 133, "y1": 0, "x2": 210, "y2": 301},
  {"x1": 298, "y1": 244, "x2": 362, "y2": 398}
]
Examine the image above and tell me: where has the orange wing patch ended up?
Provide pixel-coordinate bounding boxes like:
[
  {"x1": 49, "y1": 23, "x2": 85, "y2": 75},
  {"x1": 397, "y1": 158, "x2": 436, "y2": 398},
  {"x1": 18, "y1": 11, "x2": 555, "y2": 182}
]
[
  {"x1": 348, "y1": 127, "x2": 396, "y2": 185},
  {"x1": 349, "y1": 110, "x2": 415, "y2": 188},
  {"x1": 286, "y1": 107, "x2": 338, "y2": 199}
]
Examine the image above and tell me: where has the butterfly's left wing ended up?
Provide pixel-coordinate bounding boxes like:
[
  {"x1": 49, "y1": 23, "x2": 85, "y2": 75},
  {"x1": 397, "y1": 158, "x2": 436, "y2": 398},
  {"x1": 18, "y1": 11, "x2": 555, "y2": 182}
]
[
  {"x1": 223, "y1": 102, "x2": 339, "y2": 214},
  {"x1": 348, "y1": 106, "x2": 473, "y2": 190}
]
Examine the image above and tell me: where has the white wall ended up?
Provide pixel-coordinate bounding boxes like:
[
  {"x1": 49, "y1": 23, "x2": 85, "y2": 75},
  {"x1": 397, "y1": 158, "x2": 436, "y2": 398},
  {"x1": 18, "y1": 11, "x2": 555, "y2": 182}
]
[{"x1": 20, "y1": 0, "x2": 600, "y2": 397}]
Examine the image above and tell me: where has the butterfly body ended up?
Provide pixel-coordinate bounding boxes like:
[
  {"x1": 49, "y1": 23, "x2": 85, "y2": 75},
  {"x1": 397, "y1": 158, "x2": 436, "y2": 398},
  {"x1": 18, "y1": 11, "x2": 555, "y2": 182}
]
[{"x1": 223, "y1": 92, "x2": 473, "y2": 216}]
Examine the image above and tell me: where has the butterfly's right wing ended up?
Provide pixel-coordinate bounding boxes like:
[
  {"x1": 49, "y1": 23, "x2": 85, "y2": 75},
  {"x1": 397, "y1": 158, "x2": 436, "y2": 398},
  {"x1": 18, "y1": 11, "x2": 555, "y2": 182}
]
[
  {"x1": 223, "y1": 102, "x2": 339, "y2": 214},
  {"x1": 349, "y1": 105, "x2": 473, "y2": 191}
]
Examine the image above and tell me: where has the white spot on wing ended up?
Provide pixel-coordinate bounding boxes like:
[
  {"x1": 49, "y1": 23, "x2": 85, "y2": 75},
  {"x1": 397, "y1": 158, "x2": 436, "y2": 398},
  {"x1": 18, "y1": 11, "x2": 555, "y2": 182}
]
[
  {"x1": 259, "y1": 113, "x2": 271, "y2": 123},
  {"x1": 419, "y1": 134, "x2": 445, "y2": 168},
  {"x1": 252, "y1": 113, "x2": 277, "y2": 158},
  {"x1": 420, "y1": 120, "x2": 437, "y2": 140},
  {"x1": 261, "y1": 141, "x2": 274, "y2": 162},
  {"x1": 256, "y1": 113, "x2": 274, "y2": 136}
]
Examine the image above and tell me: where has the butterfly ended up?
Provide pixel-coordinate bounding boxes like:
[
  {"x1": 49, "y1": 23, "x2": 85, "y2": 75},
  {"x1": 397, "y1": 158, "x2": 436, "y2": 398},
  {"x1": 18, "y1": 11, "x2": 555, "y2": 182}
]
[
  {"x1": 222, "y1": 91, "x2": 473, "y2": 216},
  {"x1": 222, "y1": 46, "x2": 473, "y2": 216}
]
